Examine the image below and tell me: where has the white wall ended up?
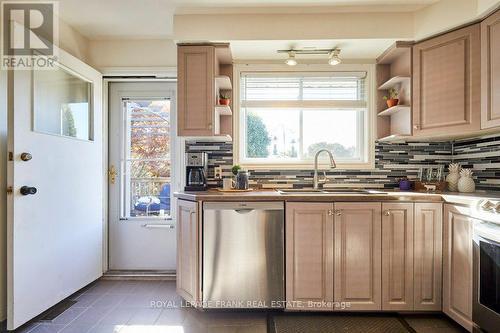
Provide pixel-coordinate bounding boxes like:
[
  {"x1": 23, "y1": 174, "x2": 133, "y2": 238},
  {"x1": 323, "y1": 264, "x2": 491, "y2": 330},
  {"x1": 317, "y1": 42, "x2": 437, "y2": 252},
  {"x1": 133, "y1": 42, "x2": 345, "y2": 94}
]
[
  {"x1": 88, "y1": 39, "x2": 177, "y2": 70},
  {"x1": 414, "y1": 0, "x2": 500, "y2": 40},
  {"x1": 173, "y1": 12, "x2": 414, "y2": 41},
  {"x1": 58, "y1": 19, "x2": 91, "y2": 63}
]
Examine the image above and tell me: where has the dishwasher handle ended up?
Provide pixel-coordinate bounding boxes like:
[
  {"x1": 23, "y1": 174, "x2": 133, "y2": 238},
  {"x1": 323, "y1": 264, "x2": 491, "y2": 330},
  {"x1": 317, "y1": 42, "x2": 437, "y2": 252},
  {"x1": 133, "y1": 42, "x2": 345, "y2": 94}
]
[
  {"x1": 234, "y1": 209, "x2": 254, "y2": 214},
  {"x1": 204, "y1": 201, "x2": 284, "y2": 211}
]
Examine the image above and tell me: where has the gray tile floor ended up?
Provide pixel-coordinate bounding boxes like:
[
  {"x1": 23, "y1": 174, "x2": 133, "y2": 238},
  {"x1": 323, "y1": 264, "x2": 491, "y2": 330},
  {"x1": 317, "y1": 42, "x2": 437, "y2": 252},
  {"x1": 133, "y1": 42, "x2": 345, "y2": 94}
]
[{"x1": 2, "y1": 280, "x2": 467, "y2": 333}]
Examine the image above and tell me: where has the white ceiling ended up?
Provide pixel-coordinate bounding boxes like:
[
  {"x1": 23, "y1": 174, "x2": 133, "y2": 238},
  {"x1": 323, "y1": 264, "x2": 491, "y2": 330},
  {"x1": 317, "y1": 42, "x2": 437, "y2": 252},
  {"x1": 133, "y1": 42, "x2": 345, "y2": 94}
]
[
  {"x1": 230, "y1": 39, "x2": 399, "y2": 61},
  {"x1": 56, "y1": 0, "x2": 441, "y2": 39}
]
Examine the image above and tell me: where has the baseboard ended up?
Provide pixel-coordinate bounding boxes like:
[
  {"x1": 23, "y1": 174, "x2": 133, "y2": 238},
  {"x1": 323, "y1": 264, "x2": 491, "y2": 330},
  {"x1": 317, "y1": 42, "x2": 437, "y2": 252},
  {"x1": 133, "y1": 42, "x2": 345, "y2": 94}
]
[{"x1": 102, "y1": 270, "x2": 176, "y2": 281}]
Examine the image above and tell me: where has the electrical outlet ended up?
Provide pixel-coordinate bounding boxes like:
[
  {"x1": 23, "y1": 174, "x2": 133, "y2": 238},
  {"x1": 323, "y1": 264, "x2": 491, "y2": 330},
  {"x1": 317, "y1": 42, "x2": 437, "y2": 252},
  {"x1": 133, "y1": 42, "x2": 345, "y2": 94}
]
[{"x1": 214, "y1": 166, "x2": 223, "y2": 180}]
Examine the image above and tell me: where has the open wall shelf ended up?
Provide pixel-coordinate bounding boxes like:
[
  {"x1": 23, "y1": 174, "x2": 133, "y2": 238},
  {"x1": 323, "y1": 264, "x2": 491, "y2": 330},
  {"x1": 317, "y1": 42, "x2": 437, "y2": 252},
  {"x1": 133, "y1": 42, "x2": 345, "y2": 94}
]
[
  {"x1": 215, "y1": 75, "x2": 232, "y2": 90},
  {"x1": 376, "y1": 42, "x2": 413, "y2": 141},
  {"x1": 378, "y1": 105, "x2": 410, "y2": 116},
  {"x1": 378, "y1": 76, "x2": 410, "y2": 90}
]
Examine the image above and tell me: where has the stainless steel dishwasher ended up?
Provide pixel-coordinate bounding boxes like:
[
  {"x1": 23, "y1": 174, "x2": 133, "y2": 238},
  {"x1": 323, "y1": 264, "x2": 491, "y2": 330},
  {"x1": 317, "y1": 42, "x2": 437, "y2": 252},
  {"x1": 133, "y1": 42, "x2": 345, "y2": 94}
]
[{"x1": 203, "y1": 202, "x2": 284, "y2": 308}]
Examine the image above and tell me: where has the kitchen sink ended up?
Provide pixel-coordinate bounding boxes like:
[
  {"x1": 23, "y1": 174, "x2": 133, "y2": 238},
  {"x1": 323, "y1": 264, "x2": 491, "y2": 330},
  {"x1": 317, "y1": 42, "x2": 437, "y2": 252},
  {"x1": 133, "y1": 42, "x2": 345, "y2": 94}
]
[
  {"x1": 277, "y1": 188, "x2": 380, "y2": 195},
  {"x1": 277, "y1": 189, "x2": 325, "y2": 194}
]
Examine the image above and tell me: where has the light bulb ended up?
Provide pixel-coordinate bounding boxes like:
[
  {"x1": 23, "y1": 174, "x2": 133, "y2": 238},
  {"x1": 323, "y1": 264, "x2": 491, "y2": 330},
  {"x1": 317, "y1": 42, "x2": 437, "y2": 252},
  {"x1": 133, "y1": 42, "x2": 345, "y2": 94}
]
[
  {"x1": 285, "y1": 51, "x2": 297, "y2": 66},
  {"x1": 328, "y1": 49, "x2": 341, "y2": 66},
  {"x1": 328, "y1": 57, "x2": 341, "y2": 66}
]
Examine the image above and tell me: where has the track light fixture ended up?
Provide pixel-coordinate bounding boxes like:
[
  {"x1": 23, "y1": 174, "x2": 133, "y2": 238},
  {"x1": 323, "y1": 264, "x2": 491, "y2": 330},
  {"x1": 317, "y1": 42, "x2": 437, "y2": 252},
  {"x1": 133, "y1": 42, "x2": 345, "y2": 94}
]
[
  {"x1": 328, "y1": 49, "x2": 342, "y2": 66},
  {"x1": 278, "y1": 47, "x2": 342, "y2": 66},
  {"x1": 285, "y1": 51, "x2": 297, "y2": 66}
]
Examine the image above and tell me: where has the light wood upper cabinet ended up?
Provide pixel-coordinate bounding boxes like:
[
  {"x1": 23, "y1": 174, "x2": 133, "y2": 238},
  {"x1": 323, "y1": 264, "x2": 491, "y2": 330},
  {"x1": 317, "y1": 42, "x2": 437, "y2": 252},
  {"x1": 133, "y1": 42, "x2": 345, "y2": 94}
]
[
  {"x1": 177, "y1": 45, "x2": 216, "y2": 136},
  {"x1": 443, "y1": 205, "x2": 473, "y2": 332},
  {"x1": 414, "y1": 203, "x2": 443, "y2": 311},
  {"x1": 176, "y1": 199, "x2": 200, "y2": 304},
  {"x1": 412, "y1": 24, "x2": 481, "y2": 137},
  {"x1": 334, "y1": 202, "x2": 382, "y2": 310},
  {"x1": 285, "y1": 202, "x2": 334, "y2": 311},
  {"x1": 381, "y1": 203, "x2": 414, "y2": 311},
  {"x1": 481, "y1": 9, "x2": 500, "y2": 129}
]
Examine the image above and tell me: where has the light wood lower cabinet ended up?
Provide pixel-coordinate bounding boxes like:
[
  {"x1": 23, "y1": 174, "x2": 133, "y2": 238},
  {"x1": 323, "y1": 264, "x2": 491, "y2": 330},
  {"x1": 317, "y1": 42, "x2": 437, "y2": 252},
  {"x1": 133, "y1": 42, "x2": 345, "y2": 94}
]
[
  {"x1": 285, "y1": 202, "x2": 334, "y2": 311},
  {"x1": 381, "y1": 203, "x2": 414, "y2": 311},
  {"x1": 334, "y1": 202, "x2": 382, "y2": 310},
  {"x1": 414, "y1": 203, "x2": 443, "y2": 311},
  {"x1": 176, "y1": 199, "x2": 200, "y2": 304},
  {"x1": 443, "y1": 205, "x2": 473, "y2": 331}
]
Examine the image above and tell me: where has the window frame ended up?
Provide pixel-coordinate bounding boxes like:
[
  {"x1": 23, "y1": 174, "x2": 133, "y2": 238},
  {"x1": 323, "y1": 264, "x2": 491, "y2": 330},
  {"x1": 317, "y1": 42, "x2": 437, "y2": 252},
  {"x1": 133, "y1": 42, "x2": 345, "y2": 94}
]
[{"x1": 233, "y1": 63, "x2": 376, "y2": 169}]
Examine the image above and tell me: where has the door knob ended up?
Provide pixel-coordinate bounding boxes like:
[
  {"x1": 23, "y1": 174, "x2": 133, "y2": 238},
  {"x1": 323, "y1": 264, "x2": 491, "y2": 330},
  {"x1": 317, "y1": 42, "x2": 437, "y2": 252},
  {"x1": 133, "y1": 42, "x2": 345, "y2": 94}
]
[
  {"x1": 20, "y1": 186, "x2": 37, "y2": 195},
  {"x1": 20, "y1": 152, "x2": 32, "y2": 161}
]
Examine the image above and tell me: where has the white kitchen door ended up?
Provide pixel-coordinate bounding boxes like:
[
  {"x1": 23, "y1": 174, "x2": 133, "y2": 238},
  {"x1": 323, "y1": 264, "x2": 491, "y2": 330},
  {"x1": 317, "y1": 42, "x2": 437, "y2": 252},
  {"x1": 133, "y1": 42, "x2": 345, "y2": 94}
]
[
  {"x1": 6, "y1": 48, "x2": 103, "y2": 330},
  {"x1": 108, "y1": 81, "x2": 177, "y2": 271}
]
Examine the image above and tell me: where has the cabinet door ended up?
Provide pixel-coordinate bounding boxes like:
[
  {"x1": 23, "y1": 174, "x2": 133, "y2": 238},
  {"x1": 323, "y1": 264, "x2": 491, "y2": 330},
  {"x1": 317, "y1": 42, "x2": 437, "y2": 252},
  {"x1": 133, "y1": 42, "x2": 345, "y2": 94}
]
[
  {"x1": 286, "y1": 203, "x2": 334, "y2": 311},
  {"x1": 334, "y1": 202, "x2": 382, "y2": 310},
  {"x1": 413, "y1": 24, "x2": 481, "y2": 136},
  {"x1": 382, "y1": 203, "x2": 414, "y2": 311},
  {"x1": 177, "y1": 45, "x2": 215, "y2": 136},
  {"x1": 414, "y1": 203, "x2": 443, "y2": 311},
  {"x1": 481, "y1": 9, "x2": 500, "y2": 129},
  {"x1": 176, "y1": 200, "x2": 200, "y2": 303},
  {"x1": 443, "y1": 205, "x2": 473, "y2": 331}
]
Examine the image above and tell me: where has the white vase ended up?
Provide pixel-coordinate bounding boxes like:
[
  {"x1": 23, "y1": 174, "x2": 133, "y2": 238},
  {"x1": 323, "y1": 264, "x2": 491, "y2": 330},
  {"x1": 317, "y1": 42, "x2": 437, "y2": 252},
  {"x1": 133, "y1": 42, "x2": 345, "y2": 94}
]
[
  {"x1": 446, "y1": 163, "x2": 461, "y2": 192},
  {"x1": 458, "y1": 169, "x2": 475, "y2": 193}
]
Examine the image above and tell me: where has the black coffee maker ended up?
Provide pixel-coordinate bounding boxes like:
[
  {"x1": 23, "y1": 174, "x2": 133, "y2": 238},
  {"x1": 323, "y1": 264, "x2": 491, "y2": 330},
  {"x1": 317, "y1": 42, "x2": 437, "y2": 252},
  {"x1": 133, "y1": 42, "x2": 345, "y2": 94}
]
[{"x1": 185, "y1": 152, "x2": 208, "y2": 191}]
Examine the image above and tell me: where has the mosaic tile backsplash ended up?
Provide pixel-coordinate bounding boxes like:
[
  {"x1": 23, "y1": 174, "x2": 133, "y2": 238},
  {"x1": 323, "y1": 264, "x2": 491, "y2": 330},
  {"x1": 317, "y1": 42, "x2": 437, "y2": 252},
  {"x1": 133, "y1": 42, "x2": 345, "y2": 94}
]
[{"x1": 186, "y1": 133, "x2": 500, "y2": 191}]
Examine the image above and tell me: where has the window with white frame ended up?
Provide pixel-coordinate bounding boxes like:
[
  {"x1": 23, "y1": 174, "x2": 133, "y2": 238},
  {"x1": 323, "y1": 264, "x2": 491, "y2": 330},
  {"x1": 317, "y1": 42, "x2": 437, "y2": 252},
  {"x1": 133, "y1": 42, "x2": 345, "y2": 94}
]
[{"x1": 238, "y1": 71, "x2": 370, "y2": 166}]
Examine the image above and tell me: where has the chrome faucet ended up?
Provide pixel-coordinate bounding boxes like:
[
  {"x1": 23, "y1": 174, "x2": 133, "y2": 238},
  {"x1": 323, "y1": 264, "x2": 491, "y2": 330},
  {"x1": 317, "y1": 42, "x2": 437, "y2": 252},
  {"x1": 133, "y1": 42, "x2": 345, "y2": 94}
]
[{"x1": 313, "y1": 149, "x2": 337, "y2": 189}]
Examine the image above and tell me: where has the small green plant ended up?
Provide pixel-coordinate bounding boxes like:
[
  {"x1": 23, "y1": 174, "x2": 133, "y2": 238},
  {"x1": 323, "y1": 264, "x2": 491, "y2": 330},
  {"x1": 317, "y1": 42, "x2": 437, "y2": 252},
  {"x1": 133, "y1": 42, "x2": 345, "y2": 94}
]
[
  {"x1": 231, "y1": 165, "x2": 241, "y2": 175},
  {"x1": 383, "y1": 88, "x2": 399, "y2": 100},
  {"x1": 220, "y1": 91, "x2": 231, "y2": 99}
]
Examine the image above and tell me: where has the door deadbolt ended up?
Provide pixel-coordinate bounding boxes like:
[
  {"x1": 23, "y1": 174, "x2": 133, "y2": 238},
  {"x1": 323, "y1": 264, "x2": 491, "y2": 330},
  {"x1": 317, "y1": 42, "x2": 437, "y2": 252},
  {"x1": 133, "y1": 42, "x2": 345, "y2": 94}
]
[
  {"x1": 20, "y1": 186, "x2": 37, "y2": 195},
  {"x1": 20, "y1": 153, "x2": 32, "y2": 161}
]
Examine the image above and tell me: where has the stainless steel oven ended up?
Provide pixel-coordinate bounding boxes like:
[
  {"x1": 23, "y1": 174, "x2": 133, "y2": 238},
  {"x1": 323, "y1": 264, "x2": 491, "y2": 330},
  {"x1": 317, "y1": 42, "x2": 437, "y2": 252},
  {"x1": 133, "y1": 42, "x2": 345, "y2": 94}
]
[{"x1": 473, "y1": 213, "x2": 500, "y2": 333}]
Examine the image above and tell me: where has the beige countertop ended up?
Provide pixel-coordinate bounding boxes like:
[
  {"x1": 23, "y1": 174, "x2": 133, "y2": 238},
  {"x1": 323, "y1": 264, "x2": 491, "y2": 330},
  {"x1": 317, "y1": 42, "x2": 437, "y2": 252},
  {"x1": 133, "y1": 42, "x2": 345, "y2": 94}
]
[{"x1": 174, "y1": 189, "x2": 500, "y2": 206}]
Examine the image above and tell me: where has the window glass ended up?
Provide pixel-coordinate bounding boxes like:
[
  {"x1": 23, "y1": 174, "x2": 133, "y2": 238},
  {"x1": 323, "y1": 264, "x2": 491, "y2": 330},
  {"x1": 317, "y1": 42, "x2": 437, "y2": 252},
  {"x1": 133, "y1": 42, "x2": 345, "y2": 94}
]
[
  {"x1": 122, "y1": 99, "x2": 171, "y2": 218},
  {"x1": 240, "y1": 72, "x2": 368, "y2": 164},
  {"x1": 33, "y1": 66, "x2": 92, "y2": 140}
]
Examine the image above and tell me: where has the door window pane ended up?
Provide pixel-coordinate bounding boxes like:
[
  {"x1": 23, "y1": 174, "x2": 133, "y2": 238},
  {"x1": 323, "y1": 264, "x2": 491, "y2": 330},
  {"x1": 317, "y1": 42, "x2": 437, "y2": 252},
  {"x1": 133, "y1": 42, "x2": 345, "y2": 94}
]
[
  {"x1": 33, "y1": 66, "x2": 92, "y2": 140},
  {"x1": 122, "y1": 100, "x2": 171, "y2": 218}
]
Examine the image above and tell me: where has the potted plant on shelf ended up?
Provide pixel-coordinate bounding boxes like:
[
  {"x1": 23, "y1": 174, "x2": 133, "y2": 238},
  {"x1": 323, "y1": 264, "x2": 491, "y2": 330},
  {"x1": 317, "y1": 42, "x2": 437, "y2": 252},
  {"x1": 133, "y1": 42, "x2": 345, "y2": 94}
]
[
  {"x1": 219, "y1": 91, "x2": 231, "y2": 106},
  {"x1": 383, "y1": 88, "x2": 399, "y2": 108}
]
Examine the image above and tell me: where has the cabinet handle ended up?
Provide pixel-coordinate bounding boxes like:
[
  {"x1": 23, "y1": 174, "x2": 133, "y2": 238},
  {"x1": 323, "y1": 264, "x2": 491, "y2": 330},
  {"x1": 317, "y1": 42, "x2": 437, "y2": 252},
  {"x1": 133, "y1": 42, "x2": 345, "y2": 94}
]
[
  {"x1": 384, "y1": 210, "x2": 391, "y2": 216},
  {"x1": 413, "y1": 124, "x2": 420, "y2": 130},
  {"x1": 327, "y1": 209, "x2": 333, "y2": 216},
  {"x1": 334, "y1": 210, "x2": 342, "y2": 216},
  {"x1": 208, "y1": 123, "x2": 213, "y2": 130}
]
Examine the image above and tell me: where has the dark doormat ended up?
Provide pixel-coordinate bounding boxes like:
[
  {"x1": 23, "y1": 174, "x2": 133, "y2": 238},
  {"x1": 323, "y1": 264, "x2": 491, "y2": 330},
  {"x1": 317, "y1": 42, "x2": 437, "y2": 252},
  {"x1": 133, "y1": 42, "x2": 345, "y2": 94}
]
[
  {"x1": 39, "y1": 300, "x2": 77, "y2": 321},
  {"x1": 271, "y1": 313, "x2": 415, "y2": 333}
]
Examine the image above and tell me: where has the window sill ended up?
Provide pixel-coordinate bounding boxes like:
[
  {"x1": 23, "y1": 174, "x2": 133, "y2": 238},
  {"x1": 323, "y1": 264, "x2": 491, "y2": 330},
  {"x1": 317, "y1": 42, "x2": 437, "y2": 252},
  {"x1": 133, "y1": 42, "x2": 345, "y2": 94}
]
[{"x1": 238, "y1": 162, "x2": 375, "y2": 170}]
